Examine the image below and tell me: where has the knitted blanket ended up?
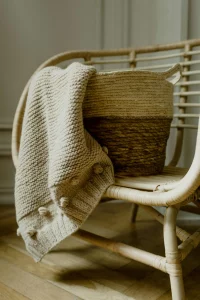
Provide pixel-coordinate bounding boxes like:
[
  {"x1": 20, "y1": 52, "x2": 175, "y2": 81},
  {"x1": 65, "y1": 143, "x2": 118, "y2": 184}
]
[{"x1": 15, "y1": 62, "x2": 115, "y2": 262}]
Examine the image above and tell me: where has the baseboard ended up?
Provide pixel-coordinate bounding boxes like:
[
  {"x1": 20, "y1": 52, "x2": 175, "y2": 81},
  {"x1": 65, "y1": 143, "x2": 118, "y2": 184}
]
[{"x1": 0, "y1": 187, "x2": 14, "y2": 204}]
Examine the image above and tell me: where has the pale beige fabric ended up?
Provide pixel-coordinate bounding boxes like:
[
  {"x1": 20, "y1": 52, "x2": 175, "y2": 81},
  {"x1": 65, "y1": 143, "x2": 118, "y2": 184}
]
[{"x1": 15, "y1": 62, "x2": 115, "y2": 262}]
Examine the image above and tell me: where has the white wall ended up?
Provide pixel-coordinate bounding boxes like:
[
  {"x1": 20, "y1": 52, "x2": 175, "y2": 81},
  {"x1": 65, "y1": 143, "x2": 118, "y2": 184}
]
[{"x1": 0, "y1": 0, "x2": 199, "y2": 205}]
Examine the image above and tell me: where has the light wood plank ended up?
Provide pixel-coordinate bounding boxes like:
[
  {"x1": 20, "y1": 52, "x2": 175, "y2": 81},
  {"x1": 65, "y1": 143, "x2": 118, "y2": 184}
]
[
  {"x1": 0, "y1": 258, "x2": 82, "y2": 300},
  {"x1": 0, "y1": 241, "x2": 134, "y2": 293},
  {"x1": 0, "y1": 203, "x2": 199, "y2": 299},
  {"x1": 0, "y1": 241, "x2": 134, "y2": 300},
  {"x1": 0, "y1": 281, "x2": 30, "y2": 300}
]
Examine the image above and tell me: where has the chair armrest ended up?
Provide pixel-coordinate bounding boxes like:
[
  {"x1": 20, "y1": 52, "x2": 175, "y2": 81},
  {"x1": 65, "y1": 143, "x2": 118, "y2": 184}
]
[{"x1": 105, "y1": 175, "x2": 200, "y2": 207}]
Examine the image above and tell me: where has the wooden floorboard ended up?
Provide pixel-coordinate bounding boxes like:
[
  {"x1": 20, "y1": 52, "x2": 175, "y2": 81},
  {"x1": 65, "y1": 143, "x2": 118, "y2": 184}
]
[
  {"x1": 0, "y1": 202, "x2": 199, "y2": 300},
  {"x1": 0, "y1": 281, "x2": 30, "y2": 300}
]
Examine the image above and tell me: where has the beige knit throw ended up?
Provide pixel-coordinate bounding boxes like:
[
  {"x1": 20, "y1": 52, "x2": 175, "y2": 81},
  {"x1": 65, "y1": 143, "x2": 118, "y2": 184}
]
[{"x1": 15, "y1": 62, "x2": 115, "y2": 262}]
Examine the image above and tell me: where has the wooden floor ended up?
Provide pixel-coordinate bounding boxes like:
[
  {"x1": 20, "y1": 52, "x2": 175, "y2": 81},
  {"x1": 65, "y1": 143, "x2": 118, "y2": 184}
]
[{"x1": 0, "y1": 202, "x2": 199, "y2": 300}]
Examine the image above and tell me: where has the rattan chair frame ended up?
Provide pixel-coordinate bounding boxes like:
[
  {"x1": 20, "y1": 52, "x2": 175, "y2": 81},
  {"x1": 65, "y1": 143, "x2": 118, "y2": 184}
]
[{"x1": 12, "y1": 39, "x2": 200, "y2": 300}]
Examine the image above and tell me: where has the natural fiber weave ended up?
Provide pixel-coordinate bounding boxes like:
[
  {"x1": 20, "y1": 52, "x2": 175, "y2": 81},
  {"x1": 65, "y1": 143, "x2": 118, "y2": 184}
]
[
  {"x1": 84, "y1": 117, "x2": 172, "y2": 176},
  {"x1": 14, "y1": 63, "x2": 115, "y2": 262},
  {"x1": 83, "y1": 65, "x2": 180, "y2": 176}
]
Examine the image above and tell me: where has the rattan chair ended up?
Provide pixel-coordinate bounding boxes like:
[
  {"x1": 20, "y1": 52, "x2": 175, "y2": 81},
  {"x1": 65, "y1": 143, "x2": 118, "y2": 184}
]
[{"x1": 12, "y1": 39, "x2": 200, "y2": 300}]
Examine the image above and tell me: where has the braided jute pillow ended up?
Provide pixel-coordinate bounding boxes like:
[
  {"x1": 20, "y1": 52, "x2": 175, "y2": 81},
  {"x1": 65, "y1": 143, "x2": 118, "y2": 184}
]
[{"x1": 83, "y1": 64, "x2": 181, "y2": 177}]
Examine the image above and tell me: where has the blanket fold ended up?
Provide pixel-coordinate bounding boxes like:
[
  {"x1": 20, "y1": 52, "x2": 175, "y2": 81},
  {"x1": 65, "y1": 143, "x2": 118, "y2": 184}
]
[{"x1": 15, "y1": 62, "x2": 115, "y2": 262}]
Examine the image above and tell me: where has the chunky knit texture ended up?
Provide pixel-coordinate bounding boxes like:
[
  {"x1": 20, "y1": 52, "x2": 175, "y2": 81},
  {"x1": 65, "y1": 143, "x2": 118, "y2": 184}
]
[{"x1": 15, "y1": 62, "x2": 115, "y2": 262}]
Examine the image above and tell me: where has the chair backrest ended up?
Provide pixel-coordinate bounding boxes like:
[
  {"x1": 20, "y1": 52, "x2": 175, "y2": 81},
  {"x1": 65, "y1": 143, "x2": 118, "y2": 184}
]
[{"x1": 12, "y1": 39, "x2": 200, "y2": 168}]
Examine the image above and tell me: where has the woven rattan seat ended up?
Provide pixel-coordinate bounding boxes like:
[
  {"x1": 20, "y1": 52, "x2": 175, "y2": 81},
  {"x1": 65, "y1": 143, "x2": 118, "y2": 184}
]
[
  {"x1": 115, "y1": 167, "x2": 200, "y2": 208},
  {"x1": 115, "y1": 166, "x2": 188, "y2": 191},
  {"x1": 12, "y1": 39, "x2": 200, "y2": 300}
]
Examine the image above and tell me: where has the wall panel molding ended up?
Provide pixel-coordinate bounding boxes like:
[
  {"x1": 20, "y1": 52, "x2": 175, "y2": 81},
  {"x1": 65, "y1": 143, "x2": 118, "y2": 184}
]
[
  {"x1": 0, "y1": 122, "x2": 12, "y2": 157},
  {"x1": 0, "y1": 123, "x2": 14, "y2": 204},
  {"x1": 0, "y1": 186, "x2": 14, "y2": 204},
  {"x1": 0, "y1": 145, "x2": 11, "y2": 157},
  {"x1": 0, "y1": 123, "x2": 12, "y2": 130}
]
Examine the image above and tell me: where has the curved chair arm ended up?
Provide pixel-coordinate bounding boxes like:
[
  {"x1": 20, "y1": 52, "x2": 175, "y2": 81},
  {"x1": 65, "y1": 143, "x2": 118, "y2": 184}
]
[{"x1": 105, "y1": 117, "x2": 200, "y2": 206}]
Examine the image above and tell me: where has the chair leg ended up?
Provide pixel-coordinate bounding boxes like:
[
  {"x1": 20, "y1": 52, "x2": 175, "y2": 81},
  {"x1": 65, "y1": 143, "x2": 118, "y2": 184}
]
[
  {"x1": 131, "y1": 203, "x2": 139, "y2": 222},
  {"x1": 164, "y1": 206, "x2": 185, "y2": 300}
]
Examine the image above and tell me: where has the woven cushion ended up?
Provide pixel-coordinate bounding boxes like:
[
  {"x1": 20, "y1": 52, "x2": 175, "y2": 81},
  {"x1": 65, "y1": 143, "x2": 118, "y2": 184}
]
[{"x1": 115, "y1": 166, "x2": 188, "y2": 191}]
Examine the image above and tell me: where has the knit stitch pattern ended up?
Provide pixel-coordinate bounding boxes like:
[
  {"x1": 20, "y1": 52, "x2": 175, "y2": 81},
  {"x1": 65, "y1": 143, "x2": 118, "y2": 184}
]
[{"x1": 15, "y1": 62, "x2": 115, "y2": 262}]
